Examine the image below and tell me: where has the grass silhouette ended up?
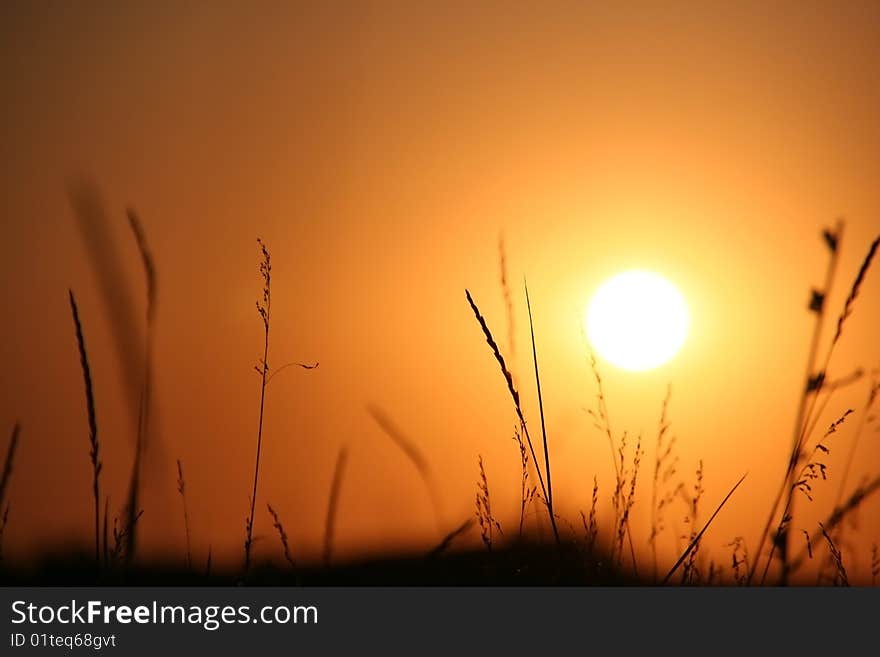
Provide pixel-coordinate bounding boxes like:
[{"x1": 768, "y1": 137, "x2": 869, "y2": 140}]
[{"x1": 1, "y1": 197, "x2": 879, "y2": 587}]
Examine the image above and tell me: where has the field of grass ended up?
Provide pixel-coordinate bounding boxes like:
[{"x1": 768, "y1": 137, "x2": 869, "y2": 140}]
[{"x1": 1, "y1": 191, "x2": 879, "y2": 587}]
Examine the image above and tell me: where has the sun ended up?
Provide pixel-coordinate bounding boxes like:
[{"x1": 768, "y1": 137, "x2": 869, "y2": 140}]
[{"x1": 585, "y1": 270, "x2": 689, "y2": 372}]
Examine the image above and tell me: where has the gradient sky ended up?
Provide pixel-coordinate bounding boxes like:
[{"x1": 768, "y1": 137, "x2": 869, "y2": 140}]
[{"x1": 2, "y1": 1, "x2": 880, "y2": 582}]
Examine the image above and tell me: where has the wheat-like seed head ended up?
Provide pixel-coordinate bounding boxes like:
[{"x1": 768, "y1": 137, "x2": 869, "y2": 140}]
[
  {"x1": 832, "y1": 235, "x2": 879, "y2": 346},
  {"x1": 267, "y1": 503, "x2": 296, "y2": 568}
]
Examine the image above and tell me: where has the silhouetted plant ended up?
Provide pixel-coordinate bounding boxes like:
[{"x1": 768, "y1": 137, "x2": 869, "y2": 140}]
[
  {"x1": 176, "y1": 459, "x2": 192, "y2": 570},
  {"x1": 267, "y1": 503, "x2": 296, "y2": 569},
  {"x1": 475, "y1": 455, "x2": 502, "y2": 552},
  {"x1": 69, "y1": 291, "x2": 102, "y2": 571},
  {"x1": 323, "y1": 446, "x2": 349, "y2": 567},
  {"x1": 245, "y1": 238, "x2": 272, "y2": 571}
]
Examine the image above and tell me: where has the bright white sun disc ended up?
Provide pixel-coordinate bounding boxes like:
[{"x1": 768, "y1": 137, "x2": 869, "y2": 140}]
[{"x1": 585, "y1": 270, "x2": 689, "y2": 372}]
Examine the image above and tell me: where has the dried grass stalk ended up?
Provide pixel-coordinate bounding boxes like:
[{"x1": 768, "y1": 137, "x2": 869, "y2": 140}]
[
  {"x1": 367, "y1": 406, "x2": 443, "y2": 530},
  {"x1": 819, "y1": 522, "x2": 848, "y2": 586},
  {"x1": 69, "y1": 290, "x2": 102, "y2": 570},
  {"x1": 426, "y1": 518, "x2": 475, "y2": 559},
  {"x1": 0, "y1": 504, "x2": 9, "y2": 563},
  {"x1": 512, "y1": 426, "x2": 537, "y2": 537},
  {"x1": 267, "y1": 503, "x2": 296, "y2": 568},
  {"x1": 498, "y1": 233, "x2": 516, "y2": 363},
  {"x1": 176, "y1": 459, "x2": 192, "y2": 570},
  {"x1": 524, "y1": 281, "x2": 560, "y2": 545},
  {"x1": 663, "y1": 472, "x2": 747, "y2": 585},
  {"x1": 0, "y1": 423, "x2": 20, "y2": 513},
  {"x1": 0, "y1": 424, "x2": 15, "y2": 566},
  {"x1": 871, "y1": 543, "x2": 878, "y2": 586},
  {"x1": 245, "y1": 238, "x2": 272, "y2": 571},
  {"x1": 831, "y1": 235, "x2": 880, "y2": 346},
  {"x1": 323, "y1": 446, "x2": 349, "y2": 567},
  {"x1": 124, "y1": 208, "x2": 158, "y2": 563},
  {"x1": 464, "y1": 289, "x2": 556, "y2": 538},
  {"x1": 475, "y1": 455, "x2": 502, "y2": 552}
]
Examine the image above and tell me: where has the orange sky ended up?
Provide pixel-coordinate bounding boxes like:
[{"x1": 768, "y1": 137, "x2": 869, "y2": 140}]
[{"x1": 2, "y1": 1, "x2": 880, "y2": 582}]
